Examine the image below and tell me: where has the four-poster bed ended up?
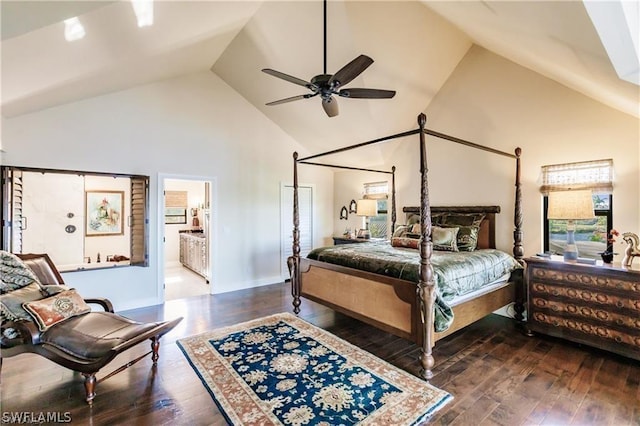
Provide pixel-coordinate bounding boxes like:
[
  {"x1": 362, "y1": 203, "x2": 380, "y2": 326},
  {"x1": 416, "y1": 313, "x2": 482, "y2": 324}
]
[{"x1": 288, "y1": 113, "x2": 524, "y2": 379}]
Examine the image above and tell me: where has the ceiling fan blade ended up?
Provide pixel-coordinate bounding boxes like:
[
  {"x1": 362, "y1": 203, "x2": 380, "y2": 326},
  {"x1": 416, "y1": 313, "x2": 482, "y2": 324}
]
[
  {"x1": 262, "y1": 69, "x2": 313, "y2": 89},
  {"x1": 328, "y1": 54, "x2": 374, "y2": 88},
  {"x1": 322, "y1": 96, "x2": 339, "y2": 117},
  {"x1": 266, "y1": 93, "x2": 316, "y2": 106},
  {"x1": 338, "y1": 88, "x2": 396, "y2": 99}
]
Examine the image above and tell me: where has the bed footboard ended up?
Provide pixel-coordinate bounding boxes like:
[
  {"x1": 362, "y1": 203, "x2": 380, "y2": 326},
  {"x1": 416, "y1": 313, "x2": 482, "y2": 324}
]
[{"x1": 292, "y1": 257, "x2": 524, "y2": 379}]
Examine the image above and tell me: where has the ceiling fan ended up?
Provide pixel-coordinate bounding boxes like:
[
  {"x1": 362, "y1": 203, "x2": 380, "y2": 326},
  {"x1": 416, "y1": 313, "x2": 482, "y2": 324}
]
[{"x1": 261, "y1": 0, "x2": 396, "y2": 118}]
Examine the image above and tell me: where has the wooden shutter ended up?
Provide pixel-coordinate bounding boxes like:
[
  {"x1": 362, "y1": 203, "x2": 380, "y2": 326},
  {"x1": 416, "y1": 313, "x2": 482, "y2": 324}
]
[
  {"x1": 130, "y1": 176, "x2": 149, "y2": 266},
  {"x1": 1, "y1": 167, "x2": 24, "y2": 253}
]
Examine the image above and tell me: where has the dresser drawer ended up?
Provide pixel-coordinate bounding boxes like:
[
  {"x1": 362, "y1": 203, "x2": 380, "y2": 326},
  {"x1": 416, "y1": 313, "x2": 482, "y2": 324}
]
[{"x1": 525, "y1": 257, "x2": 640, "y2": 361}]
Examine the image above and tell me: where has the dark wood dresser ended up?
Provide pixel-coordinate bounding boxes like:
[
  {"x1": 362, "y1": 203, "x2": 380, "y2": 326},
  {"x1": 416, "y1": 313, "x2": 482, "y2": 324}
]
[{"x1": 525, "y1": 256, "x2": 640, "y2": 361}]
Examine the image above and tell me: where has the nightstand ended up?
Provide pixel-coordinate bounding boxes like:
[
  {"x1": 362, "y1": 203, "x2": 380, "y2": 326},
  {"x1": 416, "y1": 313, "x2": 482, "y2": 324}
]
[{"x1": 525, "y1": 256, "x2": 640, "y2": 361}]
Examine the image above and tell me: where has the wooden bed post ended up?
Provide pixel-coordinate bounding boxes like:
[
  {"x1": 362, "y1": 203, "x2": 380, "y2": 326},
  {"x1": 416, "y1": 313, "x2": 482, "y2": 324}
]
[
  {"x1": 417, "y1": 113, "x2": 436, "y2": 380},
  {"x1": 391, "y1": 166, "x2": 397, "y2": 233},
  {"x1": 512, "y1": 147, "x2": 525, "y2": 322},
  {"x1": 289, "y1": 152, "x2": 302, "y2": 314},
  {"x1": 513, "y1": 147, "x2": 524, "y2": 263}
]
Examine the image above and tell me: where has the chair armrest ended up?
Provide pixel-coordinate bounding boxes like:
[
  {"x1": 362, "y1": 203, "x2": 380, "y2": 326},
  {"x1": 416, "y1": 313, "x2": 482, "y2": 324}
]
[
  {"x1": 1, "y1": 320, "x2": 41, "y2": 346},
  {"x1": 84, "y1": 298, "x2": 115, "y2": 313}
]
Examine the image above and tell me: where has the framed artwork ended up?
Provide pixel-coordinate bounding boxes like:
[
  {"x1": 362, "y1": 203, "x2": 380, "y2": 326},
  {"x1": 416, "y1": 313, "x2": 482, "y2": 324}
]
[
  {"x1": 165, "y1": 207, "x2": 187, "y2": 224},
  {"x1": 349, "y1": 199, "x2": 357, "y2": 213},
  {"x1": 85, "y1": 191, "x2": 124, "y2": 236},
  {"x1": 340, "y1": 206, "x2": 348, "y2": 220}
]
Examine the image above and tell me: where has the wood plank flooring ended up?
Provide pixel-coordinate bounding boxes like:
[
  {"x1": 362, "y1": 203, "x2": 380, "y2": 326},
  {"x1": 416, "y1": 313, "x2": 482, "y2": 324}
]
[{"x1": 2, "y1": 281, "x2": 638, "y2": 425}]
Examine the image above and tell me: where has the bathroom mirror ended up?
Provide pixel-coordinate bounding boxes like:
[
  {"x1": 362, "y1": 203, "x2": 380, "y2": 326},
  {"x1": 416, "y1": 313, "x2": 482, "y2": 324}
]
[{"x1": 1, "y1": 166, "x2": 149, "y2": 272}]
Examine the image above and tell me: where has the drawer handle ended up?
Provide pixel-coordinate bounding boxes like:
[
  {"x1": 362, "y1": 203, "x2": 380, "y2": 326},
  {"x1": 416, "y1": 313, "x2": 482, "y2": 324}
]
[
  {"x1": 551, "y1": 290, "x2": 560, "y2": 296},
  {"x1": 616, "y1": 319, "x2": 624, "y2": 326},
  {"x1": 614, "y1": 336, "x2": 623, "y2": 343},
  {"x1": 616, "y1": 301, "x2": 624, "y2": 308}
]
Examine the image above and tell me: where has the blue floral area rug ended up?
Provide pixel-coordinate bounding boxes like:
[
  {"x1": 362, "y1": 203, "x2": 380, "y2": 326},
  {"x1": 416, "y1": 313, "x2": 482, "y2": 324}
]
[{"x1": 177, "y1": 312, "x2": 452, "y2": 425}]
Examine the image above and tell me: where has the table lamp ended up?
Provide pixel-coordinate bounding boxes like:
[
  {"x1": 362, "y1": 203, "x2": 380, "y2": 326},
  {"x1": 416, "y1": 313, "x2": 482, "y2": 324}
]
[
  {"x1": 356, "y1": 199, "x2": 378, "y2": 239},
  {"x1": 547, "y1": 190, "x2": 595, "y2": 261}
]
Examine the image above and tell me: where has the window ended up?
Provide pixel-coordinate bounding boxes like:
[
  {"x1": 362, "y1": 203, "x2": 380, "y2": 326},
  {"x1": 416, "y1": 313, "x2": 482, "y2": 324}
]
[
  {"x1": 541, "y1": 159, "x2": 614, "y2": 259},
  {"x1": 1, "y1": 166, "x2": 149, "y2": 271},
  {"x1": 363, "y1": 181, "x2": 388, "y2": 238}
]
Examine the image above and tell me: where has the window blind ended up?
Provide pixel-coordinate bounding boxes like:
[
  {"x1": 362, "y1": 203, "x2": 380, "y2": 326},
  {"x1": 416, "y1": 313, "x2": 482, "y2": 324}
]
[
  {"x1": 540, "y1": 159, "x2": 613, "y2": 194},
  {"x1": 363, "y1": 181, "x2": 388, "y2": 199}
]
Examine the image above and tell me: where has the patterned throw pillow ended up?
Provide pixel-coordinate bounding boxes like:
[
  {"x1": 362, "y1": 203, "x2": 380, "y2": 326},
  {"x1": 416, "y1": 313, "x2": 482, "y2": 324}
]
[
  {"x1": 391, "y1": 237, "x2": 420, "y2": 249},
  {"x1": 440, "y1": 224, "x2": 480, "y2": 251},
  {"x1": 432, "y1": 226, "x2": 459, "y2": 252},
  {"x1": 23, "y1": 289, "x2": 91, "y2": 331},
  {"x1": 0, "y1": 251, "x2": 41, "y2": 294},
  {"x1": 392, "y1": 225, "x2": 409, "y2": 238}
]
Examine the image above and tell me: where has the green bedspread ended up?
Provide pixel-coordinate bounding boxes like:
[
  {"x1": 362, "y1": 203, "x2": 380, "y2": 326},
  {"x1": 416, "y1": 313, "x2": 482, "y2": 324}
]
[{"x1": 307, "y1": 241, "x2": 522, "y2": 332}]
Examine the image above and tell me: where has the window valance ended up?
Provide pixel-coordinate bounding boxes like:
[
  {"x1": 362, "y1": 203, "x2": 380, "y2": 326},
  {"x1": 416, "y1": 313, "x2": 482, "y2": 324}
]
[{"x1": 540, "y1": 159, "x2": 613, "y2": 194}]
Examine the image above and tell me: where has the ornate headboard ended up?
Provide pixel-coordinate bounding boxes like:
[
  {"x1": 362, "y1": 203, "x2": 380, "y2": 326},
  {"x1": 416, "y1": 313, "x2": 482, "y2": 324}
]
[{"x1": 402, "y1": 206, "x2": 500, "y2": 249}]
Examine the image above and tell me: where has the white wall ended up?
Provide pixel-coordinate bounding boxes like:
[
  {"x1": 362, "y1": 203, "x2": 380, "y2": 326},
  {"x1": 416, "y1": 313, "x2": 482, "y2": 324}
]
[
  {"x1": 22, "y1": 172, "x2": 84, "y2": 266},
  {"x1": 2, "y1": 71, "x2": 334, "y2": 311},
  {"x1": 334, "y1": 45, "x2": 639, "y2": 258}
]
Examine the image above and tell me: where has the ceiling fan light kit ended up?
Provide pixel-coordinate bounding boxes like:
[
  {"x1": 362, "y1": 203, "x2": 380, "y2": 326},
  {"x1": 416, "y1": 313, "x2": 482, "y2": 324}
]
[{"x1": 262, "y1": 0, "x2": 395, "y2": 117}]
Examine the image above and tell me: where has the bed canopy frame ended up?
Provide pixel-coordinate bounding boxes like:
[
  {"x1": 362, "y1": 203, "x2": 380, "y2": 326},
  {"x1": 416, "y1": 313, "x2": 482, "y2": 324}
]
[{"x1": 289, "y1": 112, "x2": 524, "y2": 379}]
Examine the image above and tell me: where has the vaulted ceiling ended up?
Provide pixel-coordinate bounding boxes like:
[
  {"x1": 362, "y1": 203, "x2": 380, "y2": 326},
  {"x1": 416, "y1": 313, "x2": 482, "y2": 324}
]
[{"x1": 2, "y1": 1, "x2": 638, "y2": 156}]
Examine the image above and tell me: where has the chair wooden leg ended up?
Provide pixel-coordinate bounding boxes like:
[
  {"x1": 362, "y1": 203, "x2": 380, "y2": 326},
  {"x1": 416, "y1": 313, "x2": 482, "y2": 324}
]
[
  {"x1": 82, "y1": 373, "x2": 97, "y2": 405},
  {"x1": 151, "y1": 337, "x2": 160, "y2": 364}
]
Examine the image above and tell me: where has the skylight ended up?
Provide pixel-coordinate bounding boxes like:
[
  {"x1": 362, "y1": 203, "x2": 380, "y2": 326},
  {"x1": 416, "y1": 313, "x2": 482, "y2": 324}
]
[
  {"x1": 584, "y1": 0, "x2": 640, "y2": 85},
  {"x1": 64, "y1": 17, "x2": 85, "y2": 42},
  {"x1": 132, "y1": 0, "x2": 154, "y2": 28}
]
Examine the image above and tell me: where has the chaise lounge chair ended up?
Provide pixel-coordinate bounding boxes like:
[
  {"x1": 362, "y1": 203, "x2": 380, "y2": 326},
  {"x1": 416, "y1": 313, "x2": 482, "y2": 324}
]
[{"x1": 0, "y1": 252, "x2": 182, "y2": 404}]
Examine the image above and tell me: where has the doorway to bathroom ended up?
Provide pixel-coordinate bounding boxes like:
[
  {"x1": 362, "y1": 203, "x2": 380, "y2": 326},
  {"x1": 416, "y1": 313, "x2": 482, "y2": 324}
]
[{"x1": 160, "y1": 175, "x2": 214, "y2": 301}]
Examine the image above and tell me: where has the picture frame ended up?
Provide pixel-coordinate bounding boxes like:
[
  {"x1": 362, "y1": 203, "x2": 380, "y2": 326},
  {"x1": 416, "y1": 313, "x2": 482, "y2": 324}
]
[
  {"x1": 165, "y1": 207, "x2": 187, "y2": 224},
  {"x1": 340, "y1": 206, "x2": 348, "y2": 220},
  {"x1": 349, "y1": 199, "x2": 357, "y2": 213},
  {"x1": 85, "y1": 191, "x2": 124, "y2": 236}
]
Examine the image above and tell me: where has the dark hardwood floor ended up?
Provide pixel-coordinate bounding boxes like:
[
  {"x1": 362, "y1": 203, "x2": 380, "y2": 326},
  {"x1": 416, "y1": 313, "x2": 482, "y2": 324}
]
[{"x1": 2, "y1": 282, "x2": 638, "y2": 425}]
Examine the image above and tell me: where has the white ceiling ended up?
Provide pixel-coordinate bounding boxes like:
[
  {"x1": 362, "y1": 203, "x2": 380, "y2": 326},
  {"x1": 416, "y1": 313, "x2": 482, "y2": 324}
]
[{"x1": 2, "y1": 1, "x2": 638, "y2": 156}]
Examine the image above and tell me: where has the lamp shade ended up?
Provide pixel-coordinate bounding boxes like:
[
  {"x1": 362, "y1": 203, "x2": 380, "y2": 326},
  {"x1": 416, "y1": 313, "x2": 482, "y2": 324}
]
[
  {"x1": 547, "y1": 190, "x2": 595, "y2": 220},
  {"x1": 356, "y1": 199, "x2": 378, "y2": 217}
]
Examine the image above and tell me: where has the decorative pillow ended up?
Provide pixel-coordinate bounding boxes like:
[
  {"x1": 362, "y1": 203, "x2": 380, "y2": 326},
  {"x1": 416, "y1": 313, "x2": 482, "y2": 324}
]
[
  {"x1": 430, "y1": 212, "x2": 447, "y2": 225},
  {"x1": 441, "y1": 224, "x2": 480, "y2": 251},
  {"x1": 392, "y1": 225, "x2": 409, "y2": 238},
  {"x1": 0, "y1": 251, "x2": 41, "y2": 294},
  {"x1": 23, "y1": 289, "x2": 91, "y2": 331},
  {"x1": 441, "y1": 213, "x2": 485, "y2": 227},
  {"x1": 0, "y1": 282, "x2": 45, "y2": 322},
  {"x1": 391, "y1": 237, "x2": 420, "y2": 249},
  {"x1": 432, "y1": 226, "x2": 459, "y2": 252}
]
